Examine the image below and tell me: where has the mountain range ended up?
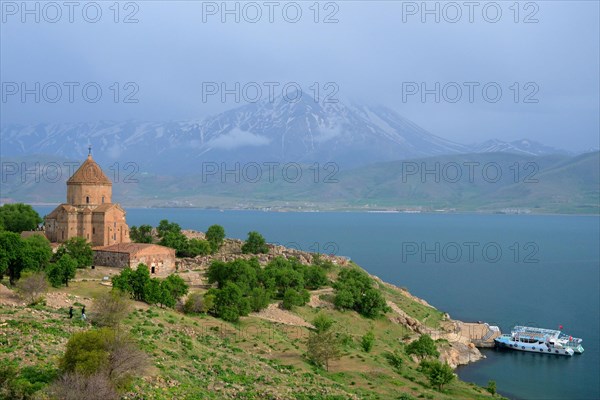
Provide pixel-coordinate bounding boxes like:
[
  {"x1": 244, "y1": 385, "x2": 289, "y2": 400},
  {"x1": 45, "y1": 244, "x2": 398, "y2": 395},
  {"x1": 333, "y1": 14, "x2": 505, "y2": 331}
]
[{"x1": 0, "y1": 96, "x2": 574, "y2": 173}]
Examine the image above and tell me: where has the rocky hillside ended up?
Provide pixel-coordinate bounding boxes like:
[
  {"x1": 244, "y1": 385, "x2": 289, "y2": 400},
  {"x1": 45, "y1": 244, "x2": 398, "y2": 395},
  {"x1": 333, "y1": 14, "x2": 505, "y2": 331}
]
[{"x1": 0, "y1": 237, "x2": 502, "y2": 399}]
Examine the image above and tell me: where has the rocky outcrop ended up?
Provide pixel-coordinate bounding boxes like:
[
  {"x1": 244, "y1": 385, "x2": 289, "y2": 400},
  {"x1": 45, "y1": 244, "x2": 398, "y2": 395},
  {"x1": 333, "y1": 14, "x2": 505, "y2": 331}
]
[
  {"x1": 438, "y1": 341, "x2": 483, "y2": 368},
  {"x1": 177, "y1": 236, "x2": 350, "y2": 272}
]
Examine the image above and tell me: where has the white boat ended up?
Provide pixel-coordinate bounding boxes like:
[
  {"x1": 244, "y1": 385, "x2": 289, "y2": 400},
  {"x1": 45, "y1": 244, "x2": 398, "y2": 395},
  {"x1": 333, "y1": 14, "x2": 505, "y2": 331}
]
[{"x1": 494, "y1": 326, "x2": 584, "y2": 356}]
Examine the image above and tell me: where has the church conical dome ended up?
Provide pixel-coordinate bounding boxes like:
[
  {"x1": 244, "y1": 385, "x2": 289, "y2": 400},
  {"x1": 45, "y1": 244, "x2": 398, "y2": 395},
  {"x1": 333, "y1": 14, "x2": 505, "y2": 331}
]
[{"x1": 67, "y1": 154, "x2": 112, "y2": 185}]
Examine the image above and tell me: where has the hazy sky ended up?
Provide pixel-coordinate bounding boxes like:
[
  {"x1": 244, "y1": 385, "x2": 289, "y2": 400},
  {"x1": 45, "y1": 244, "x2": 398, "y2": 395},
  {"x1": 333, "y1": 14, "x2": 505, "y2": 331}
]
[{"x1": 1, "y1": 1, "x2": 599, "y2": 150}]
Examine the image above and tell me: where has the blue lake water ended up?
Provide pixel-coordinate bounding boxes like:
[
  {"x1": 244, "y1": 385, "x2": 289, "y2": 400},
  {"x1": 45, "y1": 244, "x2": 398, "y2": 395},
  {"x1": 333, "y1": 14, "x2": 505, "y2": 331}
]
[{"x1": 34, "y1": 207, "x2": 600, "y2": 399}]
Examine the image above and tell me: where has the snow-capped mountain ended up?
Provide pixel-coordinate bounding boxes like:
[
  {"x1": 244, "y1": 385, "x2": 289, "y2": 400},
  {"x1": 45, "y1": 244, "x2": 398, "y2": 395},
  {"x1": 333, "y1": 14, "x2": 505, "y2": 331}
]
[{"x1": 0, "y1": 96, "x2": 567, "y2": 173}]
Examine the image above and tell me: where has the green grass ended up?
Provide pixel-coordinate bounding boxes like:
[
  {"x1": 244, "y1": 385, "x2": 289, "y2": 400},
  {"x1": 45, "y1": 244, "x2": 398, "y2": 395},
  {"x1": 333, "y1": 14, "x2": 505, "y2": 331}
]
[{"x1": 0, "y1": 263, "x2": 506, "y2": 399}]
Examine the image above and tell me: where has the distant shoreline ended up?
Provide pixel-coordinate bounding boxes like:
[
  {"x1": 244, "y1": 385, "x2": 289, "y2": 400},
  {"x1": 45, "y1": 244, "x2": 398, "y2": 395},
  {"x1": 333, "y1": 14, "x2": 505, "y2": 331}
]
[{"x1": 24, "y1": 203, "x2": 600, "y2": 217}]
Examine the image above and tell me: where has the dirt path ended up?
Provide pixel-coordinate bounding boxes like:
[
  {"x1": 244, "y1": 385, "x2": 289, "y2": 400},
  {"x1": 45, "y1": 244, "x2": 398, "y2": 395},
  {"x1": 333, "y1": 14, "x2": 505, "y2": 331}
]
[{"x1": 250, "y1": 303, "x2": 313, "y2": 328}]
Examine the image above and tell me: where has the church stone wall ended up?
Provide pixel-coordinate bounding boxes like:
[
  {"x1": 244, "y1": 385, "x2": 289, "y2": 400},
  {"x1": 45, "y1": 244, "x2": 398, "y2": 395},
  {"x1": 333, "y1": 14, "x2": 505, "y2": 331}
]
[
  {"x1": 67, "y1": 183, "x2": 112, "y2": 206},
  {"x1": 93, "y1": 250, "x2": 130, "y2": 268}
]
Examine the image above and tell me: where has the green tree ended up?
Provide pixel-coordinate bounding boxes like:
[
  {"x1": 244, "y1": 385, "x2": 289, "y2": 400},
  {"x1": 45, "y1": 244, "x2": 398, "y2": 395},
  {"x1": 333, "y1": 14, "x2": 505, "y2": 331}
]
[
  {"x1": 207, "y1": 258, "x2": 260, "y2": 293},
  {"x1": 361, "y1": 330, "x2": 375, "y2": 352},
  {"x1": 131, "y1": 265, "x2": 151, "y2": 301},
  {"x1": 162, "y1": 274, "x2": 189, "y2": 301},
  {"x1": 248, "y1": 287, "x2": 271, "y2": 312},
  {"x1": 0, "y1": 231, "x2": 25, "y2": 284},
  {"x1": 111, "y1": 264, "x2": 150, "y2": 301},
  {"x1": 304, "y1": 265, "x2": 328, "y2": 290},
  {"x1": 241, "y1": 231, "x2": 269, "y2": 254},
  {"x1": 159, "y1": 231, "x2": 189, "y2": 257},
  {"x1": 307, "y1": 329, "x2": 341, "y2": 371},
  {"x1": 54, "y1": 237, "x2": 93, "y2": 268},
  {"x1": 333, "y1": 288, "x2": 355, "y2": 310},
  {"x1": 47, "y1": 254, "x2": 78, "y2": 287},
  {"x1": 110, "y1": 269, "x2": 134, "y2": 296},
  {"x1": 184, "y1": 238, "x2": 212, "y2": 257},
  {"x1": 420, "y1": 360, "x2": 455, "y2": 391},
  {"x1": 206, "y1": 224, "x2": 226, "y2": 253},
  {"x1": 142, "y1": 278, "x2": 163, "y2": 306},
  {"x1": 405, "y1": 334, "x2": 440, "y2": 360},
  {"x1": 360, "y1": 288, "x2": 389, "y2": 318},
  {"x1": 157, "y1": 280, "x2": 177, "y2": 308},
  {"x1": 21, "y1": 234, "x2": 52, "y2": 272},
  {"x1": 156, "y1": 219, "x2": 181, "y2": 238},
  {"x1": 282, "y1": 288, "x2": 309, "y2": 310},
  {"x1": 333, "y1": 268, "x2": 389, "y2": 318},
  {"x1": 0, "y1": 203, "x2": 42, "y2": 233},
  {"x1": 129, "y1": 225, "x2": 153, "y2": 243},
  {"x1": 213, "y1": 282, "x2": 250, "y2": 322}
]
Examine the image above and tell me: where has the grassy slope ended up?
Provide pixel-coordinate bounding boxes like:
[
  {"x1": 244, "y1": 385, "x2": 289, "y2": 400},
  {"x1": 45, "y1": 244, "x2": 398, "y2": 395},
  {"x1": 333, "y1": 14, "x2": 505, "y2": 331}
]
[
  {"x1": 0, "y1": 266, "x2": 500, "y2": 400},
  {"x1": 2, "y1": 152, "x2": 598, "y2": 213}
]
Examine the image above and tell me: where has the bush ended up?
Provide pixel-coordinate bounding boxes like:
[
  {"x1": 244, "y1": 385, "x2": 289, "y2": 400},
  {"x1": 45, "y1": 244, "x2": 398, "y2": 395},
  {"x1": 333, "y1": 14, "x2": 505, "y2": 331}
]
[
  {"x1": 59, "y1": 328, "x2": 148, "y2": 393},
  {"x1": 487, "y1": 380, "x2": 497, "y2": 395},
  {"x1": 384, "y1": 350, "x2": 404, "y2": 373},
  {"x1": 49, "y1": 372, "x2": 118, "y2": 400},
  {"x1": 312, "y1": 313, "x2": 334, "y2": 333},
  {"x1": 15, "y1": 271, "x2": 48, "y2": 305},
  {"x1": 92, "y1": 290, "x2": 132, "y2": 328},
  {"x1": 361, "y1": 330, "x2": 375, "y2": 353},
  {"x1": 60, "y1": 329, "x2": 113, "y2": 375},
  {"x1": 183, "y1": 292, "x2": 207, "y2": 314},
  {"x1": 0, "y1": 362, "x2": 58, "y2": 400}
]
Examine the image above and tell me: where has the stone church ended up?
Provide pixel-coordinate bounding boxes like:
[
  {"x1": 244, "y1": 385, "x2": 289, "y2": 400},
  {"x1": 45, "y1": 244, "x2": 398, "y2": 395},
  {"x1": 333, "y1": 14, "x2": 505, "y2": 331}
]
[
  {"x1": 44, "y1": 150, "x2": 176, "y2": 275},
  {"x1": 45, "y1": 151, "x2": 130, "y2": 246}
]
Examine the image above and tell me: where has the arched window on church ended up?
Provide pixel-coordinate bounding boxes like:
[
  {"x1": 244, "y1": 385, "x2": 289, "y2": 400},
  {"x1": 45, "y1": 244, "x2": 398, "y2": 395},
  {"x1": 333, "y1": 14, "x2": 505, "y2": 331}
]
[
  {"x1": 86, "y1": 196, "x2": 90, "y2": 204},
  {"x1": 102, "y1": 196, "x2": 105, "y2": 204}
]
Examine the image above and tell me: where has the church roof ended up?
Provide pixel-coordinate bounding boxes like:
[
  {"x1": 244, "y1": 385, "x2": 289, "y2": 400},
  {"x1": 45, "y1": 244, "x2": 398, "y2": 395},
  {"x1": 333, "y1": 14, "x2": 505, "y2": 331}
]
[
  {"x1": 93, "y1": 243, "x2": 175, "y2": 256},
  {"x1": 46, "y1": 204, "x2": 77, "y2": 218},
  {"x1": 67, "y1": 155, "x2": 112, "y2": 185},
  {"x1": 92, "y1": 203, "x2": 124, "y2": 214}
]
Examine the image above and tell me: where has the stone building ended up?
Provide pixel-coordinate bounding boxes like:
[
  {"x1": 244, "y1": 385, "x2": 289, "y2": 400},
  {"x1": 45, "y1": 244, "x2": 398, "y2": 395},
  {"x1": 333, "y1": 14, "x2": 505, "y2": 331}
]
[
  {"x1": 44, "y1": 151, "x2": 130, "y2": 246},
  {"x1": 93, "y1": 243, "x2": 177, "y2": 276}
]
